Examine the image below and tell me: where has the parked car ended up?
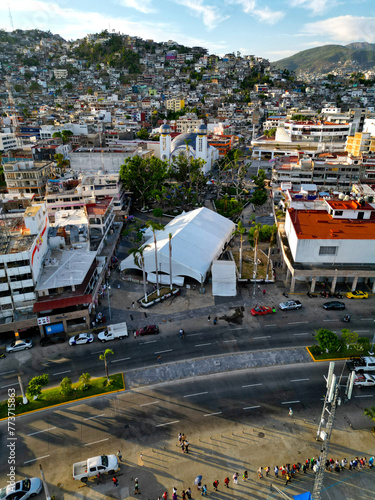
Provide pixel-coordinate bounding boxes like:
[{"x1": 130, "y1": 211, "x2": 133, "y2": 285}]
[
  {"x1": 135, "y1": 325, "x2": 159, "y2": 336},
  {"x1": 279, "y1": 300, "x2": 302, "y2": 311},
  {"x1": 40, "y1": 336, "x2": 66, "y2": 347},
  {"x1": 73, "y1": 454, "x2": 118, "y2": 482},
  {"x1": 323, "y1": 301, "x2": 345, "y2": 310},
  {"x1": 69, "y1": 333, "x2": 94, "y2": 346},
  {"x1": 251, "y1": 306, "x2": 273, "y2": 316},
  {"x1": 347, "y1": 356, "x2": 375, "y2": 373},
  {"x1": 6, "y1": 339, "x2": 33, "y2": 353},
  {"x1": 0, "y1": 477, "x2": 42, "y2": 500},
  {"x1": 346, "y1": 290, "x2": 368, "y2": 299},
  {"x1": 354, "y1": 373, "x2": 375, "y2": 387}
]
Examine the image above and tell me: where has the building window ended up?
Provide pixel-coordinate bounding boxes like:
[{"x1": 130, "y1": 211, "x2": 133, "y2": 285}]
[
  {"x1": 334, "y1": 210, "x2": 343, "y2": 216},
  {"x1": 319, "y1": 246, "x2": 338, "y2": 256}
]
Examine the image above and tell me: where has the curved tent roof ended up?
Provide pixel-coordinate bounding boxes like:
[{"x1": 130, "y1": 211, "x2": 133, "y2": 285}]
[{"x1": 120, "y1": 207, "x2": 236, "y2": 284}]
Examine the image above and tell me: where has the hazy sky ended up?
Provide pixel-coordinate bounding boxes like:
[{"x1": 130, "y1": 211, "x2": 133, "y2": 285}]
[{"x1": 2, "y1": 0, "x2": 375, "y2": 61}]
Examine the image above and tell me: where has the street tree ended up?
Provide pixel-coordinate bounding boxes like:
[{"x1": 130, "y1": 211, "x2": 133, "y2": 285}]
[
  {"x1": 60, "y1": 377, "x2": 72, "y2": 395},
  {"x1": 145, "y1": 221, "x2": 165, "y2": 297},
  {"x1": 129, "y1": 245, "x2": 150, "y2": 302},
  {"x1": 26, "y1": 374, "x2": 49, "y2": 400},
  {"x1": 248, "y1": 223, "x2": 261, "y2": 282},
  {"x1": 233, "y1": 221, "x2": 246, "y2": 278},
  {"x1": 119, "y1": 156, "x2": 169, "y2": 208},
  {"x1": 315, "y1": 329, "x2": 342, "y2": 353},
  {"x1": 79, "y1": 373, "x2": 91, "y2": 390},
  {"x1": 265, "y1": 225, "x2": 277, "y2": 281},
  {"x1": 99, "y1": 349, "x2": 114, "y2": 384},
  {"x1": 54, "y1": 153, "x2": 69, "y2": 174}
]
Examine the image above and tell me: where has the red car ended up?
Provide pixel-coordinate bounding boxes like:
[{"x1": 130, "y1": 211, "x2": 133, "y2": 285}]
[
  {"x1": 251, "y1": 306, "x2": 273, "y2": 316},
  {"x1": 135, "y1": 325, "x2": 160, "y2": 336}
]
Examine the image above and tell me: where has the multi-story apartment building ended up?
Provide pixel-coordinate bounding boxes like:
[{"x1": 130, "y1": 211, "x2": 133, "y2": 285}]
[
  {"x1": 81, "y1": 173, "x2": 126, "y2": 211},
  {"x1": 53, "y1": 69, "x2": 68, "y2": 79},
  {"x1": 346, "y1": 132, "x2": 375, "y2": 156},
  {"x1": 3, "y1": 160, "x2": 55, "y2": 196},
  {"x1": 165, "y1": 98, "x2": 185, "y2": 112},
  {"x1": 0, "y1": 203, "x2": 48, "y2": 319},
  {"x1": 282, "y1": 120, "x2": 350, "y2": 144},
  {"x1": 0, "y1": 133, "x2": 17, "y2": 152}
]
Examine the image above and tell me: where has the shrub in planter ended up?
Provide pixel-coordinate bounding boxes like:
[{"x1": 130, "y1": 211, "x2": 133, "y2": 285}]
[
  {"x1": 310, "y1": 345, "x2": 323, "y2": 356},
  {"x1": 60, "y1": 377, "x2": 73, "y2": 395}
]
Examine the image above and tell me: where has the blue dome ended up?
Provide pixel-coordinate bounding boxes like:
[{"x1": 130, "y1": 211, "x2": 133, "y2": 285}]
[
  {"x1": 160, "y1": 123, "x2": 171, "y2": 134},
  {"x1": 196, "y1": 122, "x2": 207, "y2": 134},
  {"x1": 171, "y1": 132, "x2": 198, "y2": 151}
]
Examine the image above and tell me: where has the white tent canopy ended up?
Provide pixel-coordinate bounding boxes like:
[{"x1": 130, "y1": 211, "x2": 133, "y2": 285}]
[
  {"x1": 120, "y1": 207, "x2": 236, "y2": 284},
  {"x1": 211, "y1": 260, "x2": 237, "y2": 296}
]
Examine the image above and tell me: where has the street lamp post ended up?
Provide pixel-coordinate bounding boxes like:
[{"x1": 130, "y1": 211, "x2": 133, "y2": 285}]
[
  {"x1": 106, "y1": 281, "x2": 112, "y2": 321},
  {"x1": 369, "y1": 321, "x2": 375, "y2": 355}
]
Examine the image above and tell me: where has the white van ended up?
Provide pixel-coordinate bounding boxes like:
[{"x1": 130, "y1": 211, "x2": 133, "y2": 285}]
[{"x1": 98, "y1": 322, "x2": 128, "y2": 342}]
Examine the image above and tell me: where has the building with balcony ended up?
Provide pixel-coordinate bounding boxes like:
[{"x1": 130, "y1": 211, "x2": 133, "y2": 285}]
[
  {"x1": 45, "y1": 178, "x2": 95, "y2": 216},
  {"x1": 345, "y1": 132, "x2": 375, "y2": 156},
  {"x1": 80, "y1": 173, "x2": 126, "y2": 211},
  {"x1": 4, "y1": 160, "x2": 55, "y2": 196},
  {"x1": 0, "y1": 133, "x2": 18, "y2": 152},
  {"x1": 86, "y1": 198, "x2": 115, "y2": 252}
]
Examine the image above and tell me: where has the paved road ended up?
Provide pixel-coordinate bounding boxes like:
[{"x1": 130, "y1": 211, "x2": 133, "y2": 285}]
[{"x1": 1, "y1": 363, "x2": 374, "y2": 499}]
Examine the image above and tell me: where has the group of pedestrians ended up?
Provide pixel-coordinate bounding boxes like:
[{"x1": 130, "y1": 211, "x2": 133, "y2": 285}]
[{"x1": 178, "y1": 432, "x2": 190, "y2": 454}]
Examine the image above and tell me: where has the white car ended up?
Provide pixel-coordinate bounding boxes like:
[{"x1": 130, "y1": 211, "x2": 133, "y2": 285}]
[
  {"x1": 279, "y1": 300, "x2": 302, "y2": 311},
  {"x1": 6, "y1": 339, "x2": 33, "y2": 353},
  {"x1": 69, "y1": 333, "x2": 94, "y2": 346},
  {"x1": 0, "y1": 477, "x2": 42, "y2": 500},
  {"x1": 354, "y1": 373, "x2": 375, "y2": 387}
]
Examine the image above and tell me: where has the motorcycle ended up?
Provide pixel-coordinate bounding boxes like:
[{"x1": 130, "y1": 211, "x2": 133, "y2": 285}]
[
  {"x1": 342, "y1": 315, "x2": 351, "y2": 323},
  {"x1": 283, "y1": 292, "x2": 289, "y2": 298},
  {"x1": 335, "y1": 293, "x2": 343, "y2": 299}
]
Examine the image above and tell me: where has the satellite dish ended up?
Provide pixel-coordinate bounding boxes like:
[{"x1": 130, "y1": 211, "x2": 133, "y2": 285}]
[
  {"x1": 364, "y1": 196, "x2": 369, "y2": 202},
  {"x1": 344, "y1": 195, "x2": 350, "y2": 201},
  {"x1": 338, "y1": 193, "x2": 345, "y2": 200}
]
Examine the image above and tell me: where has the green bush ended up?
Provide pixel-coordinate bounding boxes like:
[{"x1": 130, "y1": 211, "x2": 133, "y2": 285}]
[
  {"x1": 26, "y1": 374, "x2": 49, "y2": 400},
  {"x1": 79, "y1": 373, "x2": 91, "y2": 391},
  {"x1": 310, "y1": 345, "x2": 323, "y2": 356},
  {"x1": 60, "y1": 377, "x2": 73, "y2": 395},
  {"x1": 315, "y1": 328, "x2": 342, "y2": 353}
]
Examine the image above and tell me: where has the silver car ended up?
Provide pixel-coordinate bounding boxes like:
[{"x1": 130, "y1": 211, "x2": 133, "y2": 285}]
[
  {"x1": 6, "y1": 339, "x2": 33, "y2": 353},
  {"x1": 0, "y1": 477, "x2": 43, "y2": 500}
]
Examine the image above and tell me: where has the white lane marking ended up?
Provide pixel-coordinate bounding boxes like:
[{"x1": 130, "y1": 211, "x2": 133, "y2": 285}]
[
  {"x1": 253, "y1": 336, "x2": 271, "y2": 340},
  {"x1": 355, "y1": 395, "x2": 374, "y2": 398},
  {"x1": 291, "y1": 378, "x2": 310, "y2": 382},
  {"x1": 204, "y1": 412, "x2": 222, "y2": 417},
  {"x1": 195, "y1": 343, "x2": 211, "y2": 347},
  {"x1": 356, "y1": 330, "x2": 369, "y2": 333},
  {"x1": 110, "y1": 357, "x2": 131, "y2": 363},
  {"x1": 242, "y1": 383, "x2": 262, "y2": 388},
  {"x1": 294, "y1": 333, "x2": 309, "y2": 336},
  {"x1": 156, "y1": 420, "x2": 179, "y2": 428},
  {"x1": 288, "y1": 321, "x2": 308, "y2": 325},
  {"x1": 143, "y1": 340, "x2": 157, "y2": 344},
  {"x1": 188, "y1": 333, "x2": 202, "y2": 337},
  {"x1": 243, "y1": 405, "x2": 260, "y2": 410},
  {"x1": 28, "y1": 427, "x2": 56, "y2": 437},
  {"x1": 84, "y1": 414, "x2": 106, "y2": 421},
  {"x1": 323, "y1": 320, "x2": 337, "y2": 322},
  {"x1": 361, "y1": 318, "x2": 373, "y2": 321},
  {"x1": 223, "y1": 340, "x2": 237, "y2": 343},
  {"x1": 264, "y1": 324, "x2": 276, "y2": 327},
  {"x1": 84, "y1": 438, "x2": 109, "y2": 446},
  {"x1": 281, "y1": 400, "x2": 300, "y2": 405},
  {"x1": 154, "y1": 349, "x2": 173, "y2": 355},
  {"x1": 230, "y1": 327, "x2": 243, "y2": 330},
  {"x1": 140, "y1": 400, "x2": 160, "y2": 407},
  {"x1": 53, "y1": 370, "x2": 71, "y2": 376},
  {"x1": 24, "y1": 455, "x2": 50, "y2": 464},
  {"x1": 0, "y1": 383, "x2": 17, "y2": 389},
  {"x1": 91, "y1": 350, "x2": 105, "y2": 354},
  {"x1": 183, "y1": 392, "x2": 208, "y2": 398},
  {"x1": 0, "y1": 370, "x2": 16, "y2": 376}
]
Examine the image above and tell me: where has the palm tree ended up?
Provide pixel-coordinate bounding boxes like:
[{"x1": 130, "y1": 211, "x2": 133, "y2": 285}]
[
  {"x1": 364, "y1": 406, "x2": 375, "y2": 422},
  {"x1": 129, "y1": 245, "x2": 150, "y2": 302},
  {"x1": 168, "y1": 232, "x2": 173, "y2": 291},
  {"x1": 265, "y1": 225, "x2": 277, "y2": 281},
  {"x1": 249, "y1": 223, "x2": 261, "y2": 296},
  {"x1": 146, "y1": 221, "x2": 165, "y2": 297},
  {"x1": 99, "y1": 349, "x2": 114, "y2": 384},
  {"x1": 233, "y1": 221, "x2": 246, "y2": 278}
]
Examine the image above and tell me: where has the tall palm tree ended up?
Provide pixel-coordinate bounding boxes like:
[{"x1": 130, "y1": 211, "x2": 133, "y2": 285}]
[
  {"x1": 129, "y1": 245, "x2": 150, "y2": 302},
  {"x1": 99, "y1": 349, "x2": 114, "y2": 384},
  {"x1": 233, "y1": 221, "x2": 246, "y2": 278},
  {"x1": 265, "y1": 225, "x2": 277, "y2": 281},
  {"x1": 146, "y1": 221, "x2": 165, "y2": 297},
  {"x1": 249, "y1": 223, "x2": 261, "y2": 297},
  {"x1": 168, "y1": 232, "x2": 173, "y2": 291}
]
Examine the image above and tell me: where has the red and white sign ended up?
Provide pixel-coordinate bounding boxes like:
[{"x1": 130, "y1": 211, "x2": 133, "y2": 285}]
[{"x1": 37, "y1": 316, "x2": 50, "y2": 326}]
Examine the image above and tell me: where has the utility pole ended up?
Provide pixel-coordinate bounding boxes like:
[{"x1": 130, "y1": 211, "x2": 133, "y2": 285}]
[
  {"x1": 312, "y1": 363, "x2": 355, "y2": 500},
  {"x1": 106, "y1": 281, "x2": 112, "y2": 321}
]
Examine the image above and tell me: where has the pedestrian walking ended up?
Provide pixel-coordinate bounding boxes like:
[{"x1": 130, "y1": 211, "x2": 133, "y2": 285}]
[
  {"x1": 172, "y1": 494, "x2": 177, "y2": 500},
  {"x1": 180, "y1": 441, "x2": 185, "y2": 453},
  {"x1": 265, "y1": 466, "x2": 270, "y2": 477},
  {"x1": 184, "y1": 440, "x2": 189, "y2": 453},
  {"x1": 369, "y1": 456, "x2": 374, "y2": 468},
  {"x1": 186, "y1": 487, "x2": 192, "y2": 499},
  {"x1": 181, "y1": 433, "x2": 186, "y2": 441},
  {"x1": 263, "y1": 289, "x2": 266, "y2": 295},
  {"x1": 224, "y1": 477, "x2": 230, "y2": 488},
  {"x1": 285, "y1": 473, "x2": 291, "y2": 485},
  {"x1": 258, "y1": 467, "x2": 263, "y2": 479},
  {"x1": 289, "y1": 407, "x2": 293, "y2": 417},
  {"x1": 173, "y1": 487, "x2": 177, "y2": 495},
  {"x1": 182, "y1": 490, "x2": 186, "y2": 500},
  {"x1": 233, "y1": 472, "x2": 238, "y2": 484},
  {"x1": 302, "y1": 464, "x2": 307, "y2": 474},
  {"x1": 208, "y1": 315, "x2": 211, "y2": 322},
  {"x1": 157, "y1": 355, "x2": 162, "y2": 364},
  {"x1": 178, "y1": 432, "x2": 182, "y2": 445},
  {"x1": 242, "y1": 471, "x2": 248, "y2": 481},
  {"x1": 257, "y1": 285, "x2": 261, "y2": 291},
  {"x1": 117, "y1": 450, "x2": 122, "y2": 461},
  {"x1": 179, "y1": 329, "x2": 185, "y2": 339},
  {"x1": 135, "y1": 478, "x2": 140, "y2": 495},
  {"x1": 96, "y1": 472, "x2": 101, "y2": 485},
  {"x1": 274, "y1": 465, "x2": 279, "y2": 478},
  {"x1": 112, "y1": 477, "x2": 119, "y2": 487},
  {"x1": 163, "y1": 492, "x2": 168, "y2": 500},
  {"x1": 213, "y1": 480, "x2": 219, "y2": 491},
  {"x1": 132, "y1": 301, "x2": 135, "y2": 309},
  {"x1": 201, "y1": 485, "x2": 207, "y2": 496},
  {"x1": 213, "y1": 316, "x2": 217, "y2": 325}
]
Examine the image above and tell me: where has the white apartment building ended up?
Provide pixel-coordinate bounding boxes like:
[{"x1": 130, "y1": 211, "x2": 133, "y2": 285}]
[
  {"x1": 81, "y1": 173, "x2": 125, "y2": 211},
  {"x1": 4, "y1": 160, "x2": 55, "y2": 196},
  {"x1": 0, "y1": 133, "x2": 17, "y2": 152},
  {"x1": 0, "y1": 203, "x2": 49, "y2": 318},
  {"x1": 53, "y1": 69, "x2": 68, "y2": 79}
]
